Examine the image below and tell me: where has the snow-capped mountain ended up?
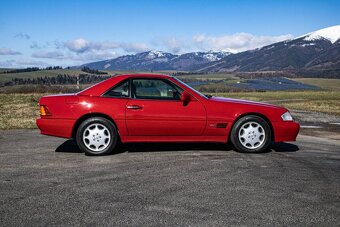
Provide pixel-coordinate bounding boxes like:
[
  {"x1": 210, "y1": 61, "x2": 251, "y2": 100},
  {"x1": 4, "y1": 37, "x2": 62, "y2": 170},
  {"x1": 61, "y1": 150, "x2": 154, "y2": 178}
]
[
  {"x1": 301, "y1": 25, "x2": 340, "y2": 43},
  {"x1": 81, "y1": 50, "x2": 231, "y2": 71},
  {"x1": 81, "y1": 25, "x2": 340, "y2": 76},
  {"x1": 82, "y1": 51, "x2": 177, "y2": 71},
  {"x1": 197, "y1": 25, "x2": 340, "y2": 75}
]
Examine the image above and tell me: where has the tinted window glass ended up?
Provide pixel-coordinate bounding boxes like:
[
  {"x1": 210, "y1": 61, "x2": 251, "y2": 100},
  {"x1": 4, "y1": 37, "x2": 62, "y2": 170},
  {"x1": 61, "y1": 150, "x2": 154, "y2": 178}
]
[
  {"x1": 132, "y1": 79, "x2": 182, "y2": 100},
  {"x1": 103, "y1": 80, "x2": 129, "y2": 97}
]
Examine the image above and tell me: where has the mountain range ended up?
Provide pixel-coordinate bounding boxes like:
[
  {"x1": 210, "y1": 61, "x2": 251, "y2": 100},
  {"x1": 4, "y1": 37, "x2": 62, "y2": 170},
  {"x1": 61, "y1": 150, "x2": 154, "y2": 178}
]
[
  {"x1": 81, "y1": 50, "x2": 231, "y2": 71},
  {"x1": 81, "y1": 25, "x2": 340, "y2": 76}
]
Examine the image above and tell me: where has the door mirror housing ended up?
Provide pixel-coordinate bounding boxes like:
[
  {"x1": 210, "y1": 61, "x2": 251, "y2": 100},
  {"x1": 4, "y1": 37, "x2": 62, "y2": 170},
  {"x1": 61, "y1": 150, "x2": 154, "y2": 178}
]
[{"x1": 180, "y1": 92, "x2": 191, "y2": 105}]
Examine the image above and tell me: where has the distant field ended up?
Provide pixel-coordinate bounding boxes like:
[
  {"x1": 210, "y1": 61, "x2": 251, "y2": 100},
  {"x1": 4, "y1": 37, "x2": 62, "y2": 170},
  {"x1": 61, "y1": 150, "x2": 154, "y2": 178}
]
[
  {"x1": 177, "y1": 73, "x2": 240, "y2": 80},
  {"x1": 1, "y1": 91, "x2": 339, "y2": 129},
  {"x1": 213, "y1": 91, "x2": 340, "y2": 116},
  {"x1": 291, "y1": 78, "x2": 340, "y2": 91}
]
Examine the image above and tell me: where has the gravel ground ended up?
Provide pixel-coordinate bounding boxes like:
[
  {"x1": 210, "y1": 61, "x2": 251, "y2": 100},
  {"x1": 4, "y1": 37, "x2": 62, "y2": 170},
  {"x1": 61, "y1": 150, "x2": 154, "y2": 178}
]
[{"x1": 0, "y1": 129, "x2": 339, "y2": 226}]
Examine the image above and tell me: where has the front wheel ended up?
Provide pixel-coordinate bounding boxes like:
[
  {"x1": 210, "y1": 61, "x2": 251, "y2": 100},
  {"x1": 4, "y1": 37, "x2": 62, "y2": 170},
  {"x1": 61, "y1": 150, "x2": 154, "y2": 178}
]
[
  {"x1": 230, "y1": 115, "x2": 271, "y2": 153},
  {"x1": 76, "y1": 117, "x2": 118, "y2": 156}
]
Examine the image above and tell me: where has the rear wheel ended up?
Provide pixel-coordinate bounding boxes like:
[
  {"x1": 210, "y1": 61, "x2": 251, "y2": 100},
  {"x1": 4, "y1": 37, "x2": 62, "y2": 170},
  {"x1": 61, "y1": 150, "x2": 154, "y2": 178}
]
[
  {"x1": 76, "y1": 117, "x2": 118, "y2": 156},
  {"x1": 230, "y1": 115, "x2": 271, "y2": 153}
]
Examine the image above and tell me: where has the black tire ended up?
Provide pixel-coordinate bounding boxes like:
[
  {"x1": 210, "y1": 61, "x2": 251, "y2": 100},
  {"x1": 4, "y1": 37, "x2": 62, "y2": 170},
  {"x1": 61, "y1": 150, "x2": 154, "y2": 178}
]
[
  {"x1": 76, "y1": 117, "x2": 118, "y2": 156},
  {"x1": 230, "y1": 115, "x2": 271, "y2": 153}
]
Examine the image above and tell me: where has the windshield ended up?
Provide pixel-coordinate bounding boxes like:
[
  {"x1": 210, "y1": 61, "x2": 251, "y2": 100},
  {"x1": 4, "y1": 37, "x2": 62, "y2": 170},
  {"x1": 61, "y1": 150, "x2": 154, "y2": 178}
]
[{"x1": 173, "y1": 77, "x2": 208, "y2": 99}]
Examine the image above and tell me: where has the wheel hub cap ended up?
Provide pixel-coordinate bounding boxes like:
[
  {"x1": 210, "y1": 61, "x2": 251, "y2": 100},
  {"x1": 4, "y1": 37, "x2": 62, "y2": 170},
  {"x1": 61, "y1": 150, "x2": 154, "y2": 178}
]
[
  {"x1": 238, "y1": 121, "x2": 265, "y2": 149},
  {"x1": 83, "y1": 123, "x2": 111, "y2": 152}
]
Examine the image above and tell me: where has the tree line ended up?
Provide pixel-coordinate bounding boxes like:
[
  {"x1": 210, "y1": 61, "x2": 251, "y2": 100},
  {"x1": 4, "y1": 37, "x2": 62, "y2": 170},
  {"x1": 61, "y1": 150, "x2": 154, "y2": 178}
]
[
  {"x1": 3, "y1": 74, "x2": 112, "y2": 86},
  {"x1": 1, "y1": 66, "x2": 64, "y2": 74},
  {"x1": 81, "y1": 66, "x2": 108, "y2": 75}
]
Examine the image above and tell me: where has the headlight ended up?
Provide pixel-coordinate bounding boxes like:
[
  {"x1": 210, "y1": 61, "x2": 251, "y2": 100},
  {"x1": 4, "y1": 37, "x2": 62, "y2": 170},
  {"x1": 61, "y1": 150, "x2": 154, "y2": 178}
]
[{"x1": 281, "y1": 111, "x2": 293, "y2": 121}]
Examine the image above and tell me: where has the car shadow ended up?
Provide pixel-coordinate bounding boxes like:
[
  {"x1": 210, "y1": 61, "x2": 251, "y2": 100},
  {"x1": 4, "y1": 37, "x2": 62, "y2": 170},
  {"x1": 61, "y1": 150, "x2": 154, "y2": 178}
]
[
  {"x1": 270, "y1": 142, "x2": 299, "y2": 152},
  {"x1": 55, "y1": 139, "x2": 299, "y2": 154},
  {"x1": 55, "y1": 140, "x2": 82, "y2": 153},
  {"x1": 122, "y1": 142, "x2": 233, "y2": 153}
]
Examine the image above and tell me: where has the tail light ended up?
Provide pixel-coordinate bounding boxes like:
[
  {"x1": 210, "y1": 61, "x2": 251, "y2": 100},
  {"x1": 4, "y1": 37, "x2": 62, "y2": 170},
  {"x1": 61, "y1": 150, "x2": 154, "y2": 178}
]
[{"x1": 40, "y1": 105, "x2": 51, "y2": 116}]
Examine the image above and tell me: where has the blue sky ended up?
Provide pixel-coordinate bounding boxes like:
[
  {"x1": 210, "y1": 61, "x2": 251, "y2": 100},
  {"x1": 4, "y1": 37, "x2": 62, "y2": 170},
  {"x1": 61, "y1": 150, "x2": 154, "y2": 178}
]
[{"x1": 1, "y1": 0, "x2": 340, "y2": 68}]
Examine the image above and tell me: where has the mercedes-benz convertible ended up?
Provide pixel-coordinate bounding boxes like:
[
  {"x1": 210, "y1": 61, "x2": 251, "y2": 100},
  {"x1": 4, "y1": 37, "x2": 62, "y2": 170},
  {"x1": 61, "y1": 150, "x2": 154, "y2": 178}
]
[{"x1": 36, "y1": 74, "x2": 299, "y2": 155}]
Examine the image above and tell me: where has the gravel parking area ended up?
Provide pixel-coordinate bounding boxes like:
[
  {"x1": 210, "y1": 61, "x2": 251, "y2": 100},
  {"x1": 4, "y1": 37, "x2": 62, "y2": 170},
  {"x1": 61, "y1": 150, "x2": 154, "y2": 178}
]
[{"x1": 0, "y1": 130, "x2": 339, "y2": 226}]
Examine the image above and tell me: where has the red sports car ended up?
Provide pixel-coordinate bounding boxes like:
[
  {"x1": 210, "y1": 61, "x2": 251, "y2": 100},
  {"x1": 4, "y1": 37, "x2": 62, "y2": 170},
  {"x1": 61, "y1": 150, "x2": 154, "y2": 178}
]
[{"x1": 36, "y1": 74, "x2": 299, "y2": 155}]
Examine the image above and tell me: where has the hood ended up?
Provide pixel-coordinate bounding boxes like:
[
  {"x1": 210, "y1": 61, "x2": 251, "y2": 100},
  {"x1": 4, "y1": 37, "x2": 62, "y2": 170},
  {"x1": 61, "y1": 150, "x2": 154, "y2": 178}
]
[{"x1": 209, "y1": 97, "x2": 283, "y2": 109}]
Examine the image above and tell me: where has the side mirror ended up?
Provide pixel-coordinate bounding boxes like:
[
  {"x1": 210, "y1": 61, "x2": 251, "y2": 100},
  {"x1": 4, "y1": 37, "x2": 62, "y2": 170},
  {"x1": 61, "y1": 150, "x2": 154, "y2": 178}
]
[{"x1": 180, "y1": 92, "x2": 191, "y2": 105}]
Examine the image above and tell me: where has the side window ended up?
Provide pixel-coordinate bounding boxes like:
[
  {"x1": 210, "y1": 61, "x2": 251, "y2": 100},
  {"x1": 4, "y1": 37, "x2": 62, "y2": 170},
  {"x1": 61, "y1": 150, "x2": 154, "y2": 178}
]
[
  {"x1": 132, "y1": 79, "x2": 182, "y2": 100},
  {"x1": 103, "y1": 80, "x2": 129, "y2": 98}
]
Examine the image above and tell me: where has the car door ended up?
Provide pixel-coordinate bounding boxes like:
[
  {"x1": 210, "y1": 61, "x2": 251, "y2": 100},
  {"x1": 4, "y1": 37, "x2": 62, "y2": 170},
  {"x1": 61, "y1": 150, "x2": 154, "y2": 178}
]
[{"x1": 125, "y1": 78, "x2": 206, "y2": 136}]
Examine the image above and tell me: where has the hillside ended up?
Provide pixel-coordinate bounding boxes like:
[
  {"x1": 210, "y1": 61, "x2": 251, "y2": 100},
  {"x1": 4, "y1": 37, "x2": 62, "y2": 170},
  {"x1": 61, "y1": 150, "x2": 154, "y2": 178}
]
[
  {"x1": 200, "y1": 25, "x2": 340, "y2": 74},
  {"x1": 81, "y1": 50, "x2": 231, "y2": 71},
  {"x1": 80, "y1": 25, "x2": 340, "y2": 77}
]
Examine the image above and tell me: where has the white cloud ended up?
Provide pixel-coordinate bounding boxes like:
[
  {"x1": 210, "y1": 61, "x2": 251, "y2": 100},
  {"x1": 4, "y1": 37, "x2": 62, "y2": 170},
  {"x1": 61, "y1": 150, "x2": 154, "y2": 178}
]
[
  {"x1": 53, "y1": 38, "x2": 149, "y2": 64},
  {"x1": 32, "y1": 51, "x2": 64, "y2": 59},
  {"x1": 16, "y1": 59, "x2": 48, "y2": 66},
  {"x1": 193, "y1": 33, "x2": 294, "y2": 53},
  {"x1": 161, "y1": 38, "x2": 186, "y2": 53},
  {"x1": 0, "y1": 47, "x2": 22, "y2": 55},
  {"x1": 31, "y1": 49, "x2": 118, "y2": 64},
  {"x1": 62, "y1": 38, "x2": 119, "y2": 53},
  {"x1": 0, "y1": 59, "x2": 49, "y2": 68},
  {"x1": 62, "y1": 38, "x2": 149, "y2": 54},
  {"x1": 3, "y1": 32, "x2": 297, "y2": 68},
  {"x1": 151, "y1": 37, "x2": 192, "y2": 54},
  {"x1": 68, "y1": 51, "x2": 119, "y2": 62},
  {"x1": 63, "y1": 38, "x2": 91, "y2": 53}
]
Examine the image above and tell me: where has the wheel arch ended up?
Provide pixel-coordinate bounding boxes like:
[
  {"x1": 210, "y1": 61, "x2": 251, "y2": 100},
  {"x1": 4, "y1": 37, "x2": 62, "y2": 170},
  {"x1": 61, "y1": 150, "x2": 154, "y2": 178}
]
[
  {"x1": 72, "y1": 113, "x2": 119, "y2": 139},
  {"x1": 229, "y1": 112, "x2": 275, "y2": 141}
]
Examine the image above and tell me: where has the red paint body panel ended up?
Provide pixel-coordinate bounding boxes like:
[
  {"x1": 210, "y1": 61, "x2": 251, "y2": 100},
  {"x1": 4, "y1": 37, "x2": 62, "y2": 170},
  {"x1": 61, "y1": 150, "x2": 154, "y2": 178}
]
[
  {"x1": 125, "y1": 98, "x2": 206, "y2": 136},
  {"x1": 36, "y1": 74, "x2": 300, "y2": 144},
  {"x1": 36, "y1": 118, "x2": 75, "y2": 138},
  {"x1": 272, "y1": 121, "x2": 300, "y2": 142}
]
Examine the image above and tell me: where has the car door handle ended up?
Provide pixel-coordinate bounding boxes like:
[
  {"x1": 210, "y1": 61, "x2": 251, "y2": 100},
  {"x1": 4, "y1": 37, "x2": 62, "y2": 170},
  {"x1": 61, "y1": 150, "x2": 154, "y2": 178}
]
[{"x1": 126, "y1": 105, "x2": 143, "y2": 110}]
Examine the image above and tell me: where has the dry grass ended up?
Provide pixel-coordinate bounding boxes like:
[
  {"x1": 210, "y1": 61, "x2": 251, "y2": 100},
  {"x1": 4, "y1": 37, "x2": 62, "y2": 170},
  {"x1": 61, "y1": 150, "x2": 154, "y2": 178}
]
[
  {"x1": 0, "y1": 91, "x2": 339, "y2": 129},
  {"x1": 291, "y1": 78, "x2": 340, "y2": 91},
  {"x1": 0, "y1": 94, "x2": 42, "y2": 129},
  {"x1": 213, "y1": 91, "x2": 340, "y2": 115}
]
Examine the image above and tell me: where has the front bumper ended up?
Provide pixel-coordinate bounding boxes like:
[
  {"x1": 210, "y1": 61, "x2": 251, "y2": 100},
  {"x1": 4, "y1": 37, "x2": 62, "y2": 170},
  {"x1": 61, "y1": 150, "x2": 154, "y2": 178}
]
[
  {"x1": 36, "y1": 118, "x2": 76, "y2": 138},
  {"x1": 272, "y1": 121, "x2": 300, "y2": 142}
]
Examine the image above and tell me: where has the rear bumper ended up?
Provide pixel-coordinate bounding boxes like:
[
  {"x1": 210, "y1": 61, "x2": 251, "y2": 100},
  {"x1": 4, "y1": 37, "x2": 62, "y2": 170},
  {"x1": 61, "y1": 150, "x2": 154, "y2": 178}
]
[
  {"x1": 36, "y1": 118, "x2": 76, "y2": 138},
  {"x1": 272, "y1": 121, "x2": 300, "y2": 142}
]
